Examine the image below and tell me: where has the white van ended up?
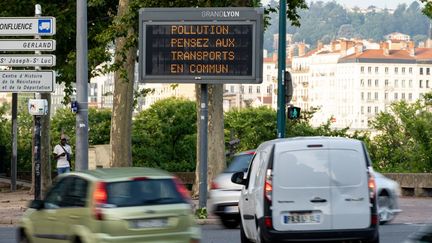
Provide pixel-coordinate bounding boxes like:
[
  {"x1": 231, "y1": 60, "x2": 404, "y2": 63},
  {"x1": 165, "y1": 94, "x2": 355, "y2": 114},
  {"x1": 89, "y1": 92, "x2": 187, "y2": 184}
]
[{"x1": 232, "y1": 137, "x2": 379, "y2": 243}]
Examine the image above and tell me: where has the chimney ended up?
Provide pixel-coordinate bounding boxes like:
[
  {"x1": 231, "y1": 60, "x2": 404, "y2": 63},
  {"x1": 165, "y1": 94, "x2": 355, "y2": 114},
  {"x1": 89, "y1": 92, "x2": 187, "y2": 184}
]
[
  {"x1": 288, "y1": 46, "x2": 295, "y2": 58},
  {"x1": 408, "y1": 41, "x2": 415, "y2": 56},
  {"x1": 355, "y1": 43, "x2": 364, "y2": 54},
  {"x1": 272, "y1": 52, "x2": 278, "y2": 62},
  {"x1": 383, "y1": 41, "x2": 389, "y2": 56},
  {"x1": 298, "y1": 43, "x2": 306, "y2": 57},
  {"x1": 340, "y1": 40, "x2": 348, "y2": 54},
  {"x1": 317, "y1": 41, "x2": 323, "y2": 50}
]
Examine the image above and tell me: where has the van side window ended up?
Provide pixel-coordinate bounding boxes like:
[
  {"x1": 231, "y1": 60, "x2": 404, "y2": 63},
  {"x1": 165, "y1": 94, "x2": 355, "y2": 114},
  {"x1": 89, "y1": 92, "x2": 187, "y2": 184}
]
[{"x1": 245, "y1": 152, "x2": 260, "y2": 189}]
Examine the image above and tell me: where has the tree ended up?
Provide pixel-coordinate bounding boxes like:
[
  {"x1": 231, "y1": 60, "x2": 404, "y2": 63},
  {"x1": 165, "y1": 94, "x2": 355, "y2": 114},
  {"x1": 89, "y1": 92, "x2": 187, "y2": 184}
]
[
  {"x1": 132, "y1": 98, "x2": 197, "y2": 172},
  {"x1": 369, "y1": 93, "x2": 432, "y2": 172}
]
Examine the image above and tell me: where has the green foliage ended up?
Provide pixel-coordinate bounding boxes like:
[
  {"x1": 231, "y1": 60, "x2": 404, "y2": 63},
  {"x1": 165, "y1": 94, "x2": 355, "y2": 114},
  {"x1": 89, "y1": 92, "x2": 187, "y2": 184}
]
[
  {"x1": 195, "y1": 207, "x2": 207, "y2": 219},
  {"x1": 132, "y1": 98, "x2": 197, "y2": 172},
  {"x1": 89, "y1": 109, "x2": 112, "y2": 145},
  {"x1": 0, "y1": 104, "x2": 11, "y2": 173},
  {"x1": 369, "y1": 92, "x2": 432, "y2": 172}
]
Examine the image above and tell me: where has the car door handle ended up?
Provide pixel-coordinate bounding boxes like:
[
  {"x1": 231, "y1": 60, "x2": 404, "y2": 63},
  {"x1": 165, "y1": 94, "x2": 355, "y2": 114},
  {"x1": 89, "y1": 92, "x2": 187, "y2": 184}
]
[
  {"x1": 69, "y1": 215, "x2": 79, "y2": 219},
  {"x1": 310, "y1": 197, "x2": 327, "y2": 203},
  {"x1": 245, "y1": 198, "x2": 249, "y2": 201}
]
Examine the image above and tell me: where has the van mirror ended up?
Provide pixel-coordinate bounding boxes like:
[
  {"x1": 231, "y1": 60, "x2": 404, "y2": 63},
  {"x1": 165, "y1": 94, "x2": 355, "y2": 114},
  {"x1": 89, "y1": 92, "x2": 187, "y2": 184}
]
[
  {"x1": 231, "y1": 172, "x2": 246, "y2": 185},
  {"x1": 29, "y1": 200, "x2": 45, "y2": 210}
]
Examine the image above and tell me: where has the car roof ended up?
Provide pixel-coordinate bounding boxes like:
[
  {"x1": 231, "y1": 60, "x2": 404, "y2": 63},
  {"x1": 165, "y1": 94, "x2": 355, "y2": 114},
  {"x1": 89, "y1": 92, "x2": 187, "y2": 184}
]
[
  {"x1": 65, "y1": 167, "x2": 173, "y2": 181},
  {"x1": 262, "y1": 136, "x2": 361, "y2": 147}
]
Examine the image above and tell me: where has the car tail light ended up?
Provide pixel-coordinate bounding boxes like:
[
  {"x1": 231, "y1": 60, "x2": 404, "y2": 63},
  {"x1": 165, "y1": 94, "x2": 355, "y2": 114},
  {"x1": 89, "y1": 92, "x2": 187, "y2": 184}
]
[
  {"x1": 210, "y1": 181, "x2": 219, "y2": 190},
  {"x1": 368, "y1": 170, "x2": 378, "y2": 225},
  {"x1": 92, "y1": 182, "x2": 107, "y2": 220},
  {"x1": 174, "y1": 177, "x2": 192, "y2": 203},
  {"x1": 264, "y1": 169, "x2": 272, "y2": 202},
  {"x1": 264, "y1": 216, "x2": 273, "y2": 229}
]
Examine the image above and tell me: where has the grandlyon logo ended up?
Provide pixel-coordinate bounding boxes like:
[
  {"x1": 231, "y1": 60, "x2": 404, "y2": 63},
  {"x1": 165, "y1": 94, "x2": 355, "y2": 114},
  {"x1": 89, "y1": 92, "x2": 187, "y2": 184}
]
[{"x1": 201, "y1": 10, "x2": 240, "y2": 18}]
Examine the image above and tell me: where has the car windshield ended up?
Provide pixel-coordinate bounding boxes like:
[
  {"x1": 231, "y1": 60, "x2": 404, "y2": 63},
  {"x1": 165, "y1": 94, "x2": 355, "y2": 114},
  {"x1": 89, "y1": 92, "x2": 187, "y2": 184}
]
[
  {"x1": 225, "y1": 153, "x2": 254, "y2": 173},
  {"x1": 105, "y1": 179, "x2": 186, "y2": 207}
]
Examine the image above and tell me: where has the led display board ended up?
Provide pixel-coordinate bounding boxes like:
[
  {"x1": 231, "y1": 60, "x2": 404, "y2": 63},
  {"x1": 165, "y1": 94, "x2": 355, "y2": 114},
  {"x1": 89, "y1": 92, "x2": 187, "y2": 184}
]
[{"x1": 139, "y1": 8, "x2": 263, "y2": 84}]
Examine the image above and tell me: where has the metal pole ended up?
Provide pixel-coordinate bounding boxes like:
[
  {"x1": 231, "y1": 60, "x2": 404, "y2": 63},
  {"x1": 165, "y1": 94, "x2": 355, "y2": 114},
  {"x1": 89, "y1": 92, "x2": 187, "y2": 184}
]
[
  {"x1": 34, "y1": 116, "x2": 42, "y2": 200},
  {"x1": 198, "y1": 84, "x2": 208, "y2": 209},
  {"x1": 76, "y1": 0, "x2": 89, "y2": 171},
  {"x1": 10, "y1": 93, "x2": 17, "y2": 191},
  {"x1": 277, "y1": 0, "x2": 287, "y2": 138}
]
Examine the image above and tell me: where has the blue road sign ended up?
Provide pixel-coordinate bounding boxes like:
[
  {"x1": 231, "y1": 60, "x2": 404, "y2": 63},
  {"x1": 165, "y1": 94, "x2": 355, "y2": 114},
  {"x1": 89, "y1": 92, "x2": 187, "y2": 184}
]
[{"x1": 38, "y1": 19, "x2": 52, "y2": 34}]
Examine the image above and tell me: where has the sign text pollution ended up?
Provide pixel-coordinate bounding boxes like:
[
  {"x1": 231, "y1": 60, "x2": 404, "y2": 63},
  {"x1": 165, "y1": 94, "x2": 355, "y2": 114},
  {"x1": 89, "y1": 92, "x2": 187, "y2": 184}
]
[{"x1": 145, "y1": 24, "x2": 253, "y2": 76}]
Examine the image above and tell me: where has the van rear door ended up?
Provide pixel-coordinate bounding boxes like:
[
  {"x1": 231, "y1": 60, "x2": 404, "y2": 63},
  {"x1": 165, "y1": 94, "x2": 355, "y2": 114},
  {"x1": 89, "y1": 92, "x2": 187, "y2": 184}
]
[
  {"x1": 328, "y1": 141, "x2": 370, "y2": 229},
  {"x1": 272, "y1": 141, "x2": 332, "y2": 231}
]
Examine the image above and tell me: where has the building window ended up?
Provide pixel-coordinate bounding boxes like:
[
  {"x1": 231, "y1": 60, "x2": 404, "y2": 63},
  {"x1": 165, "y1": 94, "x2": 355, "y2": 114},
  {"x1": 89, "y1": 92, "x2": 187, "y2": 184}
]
[
  {"x1": 375, "y1": 79, "x2": 379, "y2": 87},
  {"x1": 375, "y1": 67, "x2": 379, "y2": 73},
  {"x1": 409, "y1": 93, "x2": 412, "y2": 100},
  {"x1": 409, "y1": 80, "x2": 413, "y2": 88},
  {"x1": 375, "y1": 107, "x2": 378, "y2": 114},
  {"x1": 409, "y1": 67, "x2": 413, "y2": 74},
  {"x1": 375, "y1": 92, "x2": 378, "y2": 100},
  {"x1": 420, "y1": 68, "x2": 424, "y2": 75},
  {"x1": 230, "y1": 85, "x2": 235, "y2": 93},
  {"x1": 368, "y1": 79, "x2": 372, "y2": 87},
  {"x1": 267, "y1": 85, "x2": 271, "y2": 94},
  {"x1": 394, "y1": 93, "x2": 398, "y2": 100},
  {"x1": 385, "y1": 67, "x2": 389, "y2": 74},
  {"x1": 394, "y1": 79, "x2": 398, "y2": 88},
  {"x1": 402, "y1": 93, "x2": 406, "y2": 100},
  {"x1": 361, "y1": 92, "x2": 364, "y2": 100},
  {"x1": 385, "y1": 79, "x2": 389, "y2": 87},
  {"x1": 241, "y1": 86, "x2": 244, "y2": 93},
  {"x1": 384, "y1": 92, "x2": 388, "y2": 100},
  {"x1": 402, "y1": 80, "x2": 405, "y2": 88},
  {"x1": 420, "y1": 80, "x2": 423, "y2": 88},
  {"x1": 256, "y1": 86, "x2": 261, "y2": 93},
  {"x1": 367, "y1": 106, "x2": 371, "y2": 113},
  {"x1": 367, "y1": 92, "x2": 371, "y2": 100},
  {"x1": 368, "y1": 67, "x2": 372, "y2": 73},
  {"x1": 248, "y1": 86, "x2": 253, "y2": 94},
  {"x1": 394, "y1": 67, "x2": 398, "y2": 74},
  {"x1": 361, "y1": 66, "x2": 365, "y2": 73},
  {"x1": 360, "y1": 79, "x2": 364, "y2": 87},
  {"x1": 427, "y1": 68, "x2": 430, "y2": 75},
  {"x1": 402, "y1": 67, "x2": 405, "y2": 74},
  {"x1": 427, "y1": 80, "x2": 430, "y2": 88},
  {"x1": 361, "y1": 106, "x2": 364, "y2": 114}
]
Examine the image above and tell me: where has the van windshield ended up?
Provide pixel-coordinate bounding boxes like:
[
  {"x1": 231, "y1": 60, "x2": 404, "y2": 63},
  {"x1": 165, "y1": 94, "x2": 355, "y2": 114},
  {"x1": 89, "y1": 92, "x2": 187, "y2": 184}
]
[{"x1": 105, "y1": 179, "x2": 186, "y2": 207}]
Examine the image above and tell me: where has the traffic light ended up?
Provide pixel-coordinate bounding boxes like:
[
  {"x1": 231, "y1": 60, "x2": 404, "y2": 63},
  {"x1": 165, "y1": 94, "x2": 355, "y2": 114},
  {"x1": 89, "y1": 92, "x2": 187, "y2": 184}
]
[{"x1": 287, "y1": 106, "x2": 301, "y2": 120}]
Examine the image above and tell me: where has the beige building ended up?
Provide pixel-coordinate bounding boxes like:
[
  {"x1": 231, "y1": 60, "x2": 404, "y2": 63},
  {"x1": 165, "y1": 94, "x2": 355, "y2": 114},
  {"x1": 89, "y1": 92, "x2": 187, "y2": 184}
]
[{"x1": 291, "y1": 38, "x2": 432, "y2": 131}]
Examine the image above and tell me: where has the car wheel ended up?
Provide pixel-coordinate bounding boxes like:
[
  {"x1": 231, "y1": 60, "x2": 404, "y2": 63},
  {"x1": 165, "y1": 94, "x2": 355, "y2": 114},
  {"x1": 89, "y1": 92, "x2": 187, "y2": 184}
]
[
  {"x1": 378, "y1": 192, "x2": 394, "y2": 224},
  {"x1": 18, "y1": 232, "x2": 30, "y2": 243},
  {"x1": 221, "y1": 217, "x2": 240, "y2": 229},
  {"x1": 366, "y1": 232, "x2": 380, "y2": 243},
  {"x1": 240, "y1": 220, "x2": 252, "y2": 243}
]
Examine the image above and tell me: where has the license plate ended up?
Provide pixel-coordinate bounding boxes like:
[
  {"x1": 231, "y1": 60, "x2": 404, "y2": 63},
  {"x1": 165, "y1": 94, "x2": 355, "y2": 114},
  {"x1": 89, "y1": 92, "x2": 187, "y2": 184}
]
[
  {"x1": 130, "y1": 218, "x2": 168, "y2": 228},
  {"x1": 224, "y1": 206, "x2": 238, "y2": 213},
  {"x1": 282, "y1": 212, "x2": 321, "y2": 224}
]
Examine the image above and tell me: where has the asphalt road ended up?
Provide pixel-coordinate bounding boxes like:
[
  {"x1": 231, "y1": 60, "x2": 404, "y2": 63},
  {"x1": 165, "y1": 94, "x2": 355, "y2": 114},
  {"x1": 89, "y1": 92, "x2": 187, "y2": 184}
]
[{"x1": 202, "y1": 224, "x2": 425, "y2": 243}]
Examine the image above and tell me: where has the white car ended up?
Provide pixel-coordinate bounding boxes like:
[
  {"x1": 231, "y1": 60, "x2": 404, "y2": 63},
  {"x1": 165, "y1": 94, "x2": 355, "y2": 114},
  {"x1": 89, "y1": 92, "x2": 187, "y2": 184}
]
[
  {"x1": 373, "y1": 171, "x2": 402, "y2": 224},
  {"x1": 208, "y1": 150, "x2": 255, "y2": 228},
  {"x1": 232, "y1": 137, "x2": 380, "y2": 243}
]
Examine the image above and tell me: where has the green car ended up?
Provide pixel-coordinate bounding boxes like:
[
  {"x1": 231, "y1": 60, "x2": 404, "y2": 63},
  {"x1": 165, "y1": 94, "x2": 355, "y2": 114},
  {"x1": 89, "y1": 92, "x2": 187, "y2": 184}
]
[{"x1": 18, "y1": 167, "x2": 201, "y2": 243}]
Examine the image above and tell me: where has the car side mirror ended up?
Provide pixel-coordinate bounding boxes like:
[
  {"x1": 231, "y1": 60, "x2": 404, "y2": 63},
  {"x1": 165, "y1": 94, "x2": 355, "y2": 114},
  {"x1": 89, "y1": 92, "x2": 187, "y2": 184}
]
[
  {"x1": 231, "y1": 172, "x2": 246, "y2": 185},
  {"x1": 29, "y1": 200, "x2": 45, "y2": 210}
]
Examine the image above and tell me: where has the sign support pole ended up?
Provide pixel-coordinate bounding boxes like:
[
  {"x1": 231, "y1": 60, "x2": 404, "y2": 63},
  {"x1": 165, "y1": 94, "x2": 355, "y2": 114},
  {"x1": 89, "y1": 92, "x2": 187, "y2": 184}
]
[
  {"x1": 198, "y1": 84, "x2": 208, "y2": 209},
  {"x1": 76, "y1": 0, "x2": 89, "y2": 171},
  {"x1": 277, "y1": 0, "x2": 287, "y2": 138},
  {"x1": 33, "y1": 116, "x2": 42, "y2": 200},
  {"x1": 10, "y1": 93, "x2": 17, "y2": 191}
]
